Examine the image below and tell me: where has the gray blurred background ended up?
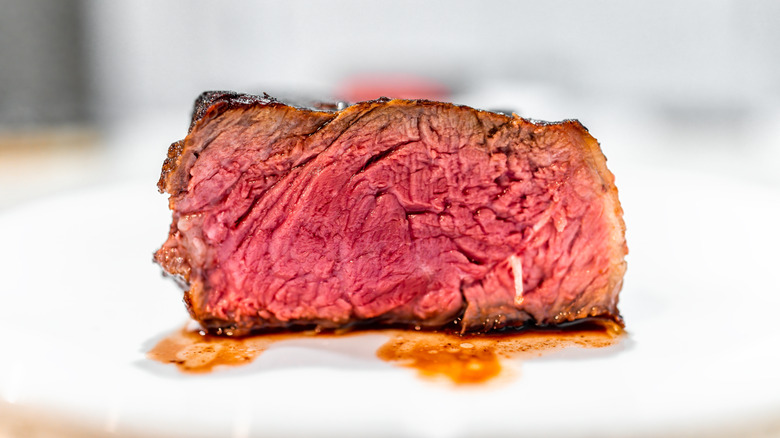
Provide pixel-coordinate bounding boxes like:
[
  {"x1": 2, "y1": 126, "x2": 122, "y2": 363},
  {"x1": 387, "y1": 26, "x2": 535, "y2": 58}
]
[{"x1": 1, "y1": 0, "x2": 779, "y2": 207}]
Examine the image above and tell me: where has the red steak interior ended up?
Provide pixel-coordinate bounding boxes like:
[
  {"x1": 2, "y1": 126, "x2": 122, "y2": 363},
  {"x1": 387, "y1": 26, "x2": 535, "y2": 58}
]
[{"x1": 156, "y1": 92, "x2": 627, "y2": 335}]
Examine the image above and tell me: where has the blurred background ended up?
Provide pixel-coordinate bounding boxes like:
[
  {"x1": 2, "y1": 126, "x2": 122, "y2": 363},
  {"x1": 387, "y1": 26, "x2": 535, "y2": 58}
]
[{"x1": 0, "y1": 0, "x2": 779, "y2": 208}]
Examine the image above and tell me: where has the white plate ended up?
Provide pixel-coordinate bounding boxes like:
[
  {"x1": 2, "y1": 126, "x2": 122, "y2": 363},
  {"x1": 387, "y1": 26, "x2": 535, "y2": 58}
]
[{"x1": 1, "y1": 166, "x2": 779, "y2": 438}]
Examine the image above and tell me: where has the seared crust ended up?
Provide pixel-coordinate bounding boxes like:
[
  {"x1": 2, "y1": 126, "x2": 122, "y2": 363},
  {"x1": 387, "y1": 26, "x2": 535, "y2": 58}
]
[
  {"x1": 157, "y1": 92, "x2": 284, "y2": 195},
  {"x1": 158, "y1": 91, "x2": 347, "y2": 197},
  {"x1": 159, "y1": 92, "x2": 581, "y2": 196},
  {"x1": 157, "y1": 140, "x2": 184, "y2": 193}
]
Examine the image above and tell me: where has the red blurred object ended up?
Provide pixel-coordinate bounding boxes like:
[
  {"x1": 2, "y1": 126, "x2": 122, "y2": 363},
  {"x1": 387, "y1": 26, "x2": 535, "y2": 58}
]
[{"x1": 336, "y1": 74, "x2": 450, "y2": 102}]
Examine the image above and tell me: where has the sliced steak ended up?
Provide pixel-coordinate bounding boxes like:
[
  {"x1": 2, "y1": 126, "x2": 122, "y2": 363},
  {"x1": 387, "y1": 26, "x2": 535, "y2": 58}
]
[{"x1": 155, "y1": 91, "x2": 627, "y2": 335}]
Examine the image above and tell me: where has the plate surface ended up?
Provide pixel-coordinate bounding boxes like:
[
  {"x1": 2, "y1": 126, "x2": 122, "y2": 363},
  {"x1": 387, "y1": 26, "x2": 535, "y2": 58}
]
[{"x1": 1, "y1": 166, "x2": 779, "y2": 438}]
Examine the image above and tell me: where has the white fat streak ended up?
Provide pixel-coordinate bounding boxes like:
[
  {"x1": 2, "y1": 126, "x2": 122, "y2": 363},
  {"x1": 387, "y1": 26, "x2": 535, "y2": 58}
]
[{"x1": 510, "y1": 255, "x2": 524, "y2": 305}]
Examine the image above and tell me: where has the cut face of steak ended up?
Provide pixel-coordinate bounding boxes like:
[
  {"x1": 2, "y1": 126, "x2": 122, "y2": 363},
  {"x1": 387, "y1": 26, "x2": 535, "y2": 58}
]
[{"x1": 155, "y1": 91, "x2": 627, "y2": 335}]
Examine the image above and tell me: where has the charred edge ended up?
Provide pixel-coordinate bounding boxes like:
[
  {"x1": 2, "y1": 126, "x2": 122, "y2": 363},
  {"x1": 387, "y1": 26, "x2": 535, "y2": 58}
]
[
  {"x1": 158, "y1": 140, "x2": 185, "y2": 193},
  {"x1": 198, "y1": 313, "x2": 471, "y2": 337},
  {"x1": 167, "y1": 92, "x2": 545, "y2": 198},
  {"x1": 188, "y1": 92, "x2": 534, "y2": 136},
  {"x1": 188, "y1": 91, "x2": 281, "y2": 132},
  {"x1": 465, "y1": 316, "x2": 619, "y2": 336},
  {"x1": 186, "y1": 92, "x2": 580, "y2": 136},
  {"x1": 194, "y1": 291, "x2": 620, "y2": 337},
  {"x1": 199, "y1": 313, "x2": 619, "y2": 338},
  {"x1": 522, "y1": 118, "x2": 587, "y2": 131},
  {"x1": 189, "y1": 92, "x2": 233, "y2": 132}
]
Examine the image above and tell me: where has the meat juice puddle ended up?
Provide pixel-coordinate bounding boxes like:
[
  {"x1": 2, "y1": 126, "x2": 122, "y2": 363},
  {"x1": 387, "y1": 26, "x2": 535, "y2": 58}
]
[{"x1": 148, "y1": 320, "x2": 624, "y2": 385}]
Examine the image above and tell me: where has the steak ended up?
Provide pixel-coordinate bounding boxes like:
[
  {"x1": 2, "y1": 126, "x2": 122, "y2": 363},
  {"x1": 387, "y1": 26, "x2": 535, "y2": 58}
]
[{"x1": 155, "y1": 91, "x2": 627, "y2": 335}]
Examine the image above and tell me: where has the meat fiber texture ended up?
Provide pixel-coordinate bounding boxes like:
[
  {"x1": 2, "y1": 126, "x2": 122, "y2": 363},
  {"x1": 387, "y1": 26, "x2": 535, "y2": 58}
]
[{"x1": 155, "y1": 91, "x2": 627, "y2": 335}]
